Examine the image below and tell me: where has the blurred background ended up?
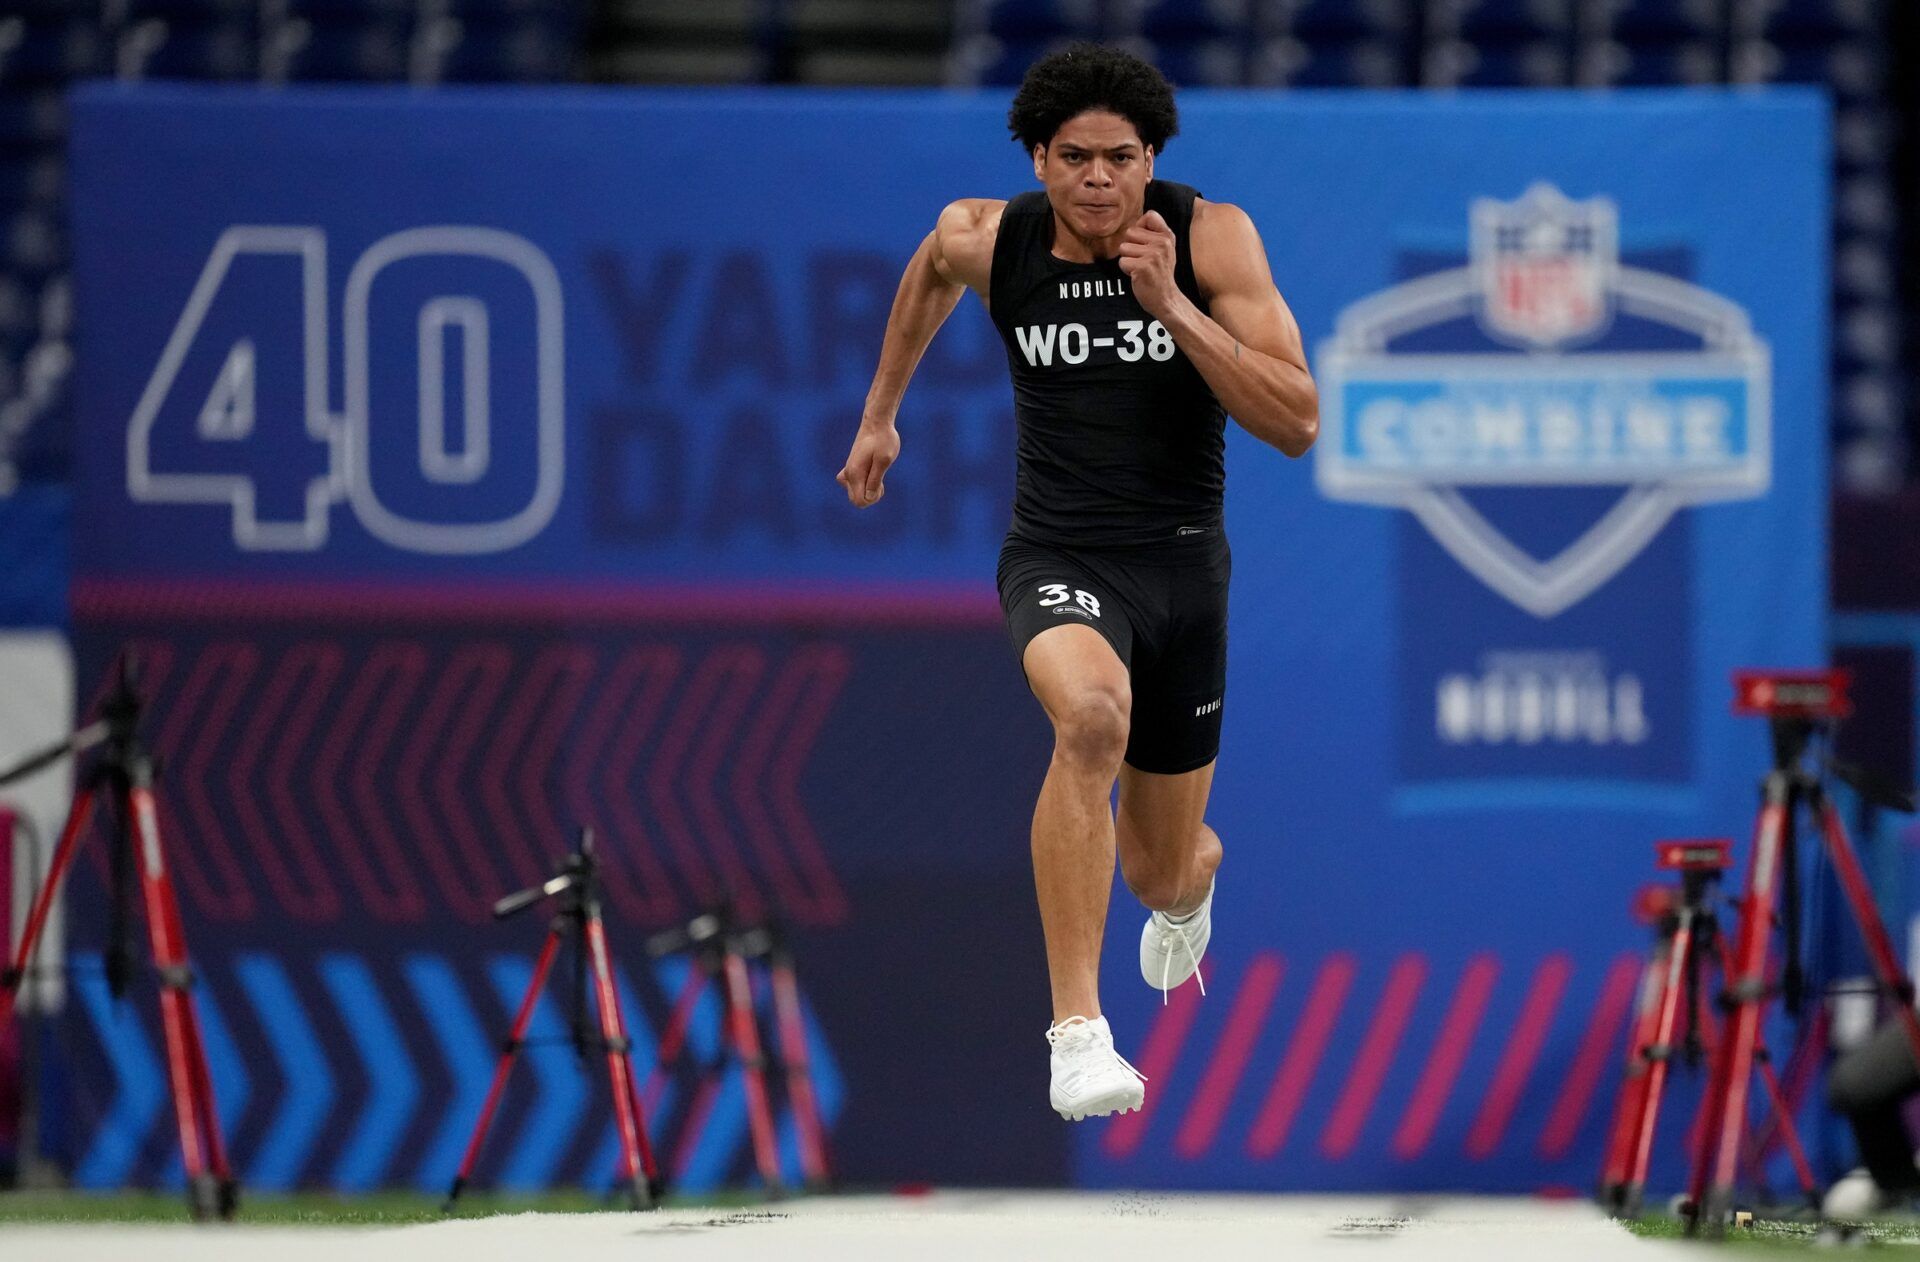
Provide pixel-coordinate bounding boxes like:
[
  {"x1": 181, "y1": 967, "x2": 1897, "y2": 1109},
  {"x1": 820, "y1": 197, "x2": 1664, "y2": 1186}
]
[{"x1": 0, "y1": 0, "x2": 1912, "y2": 1220}]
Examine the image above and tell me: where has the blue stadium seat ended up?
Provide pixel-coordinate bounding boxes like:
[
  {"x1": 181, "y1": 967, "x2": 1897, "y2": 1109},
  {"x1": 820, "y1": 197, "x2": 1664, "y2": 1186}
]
[
  {"x1": 1588, "y1": 38, "x2": 1722, "y2": 83},
  {"x1": 1122, "y1": 0, "x2": 1253, "y2": 41},
  {"x1": 286, "y1": 0, "x2": 417, "y2": 24},
  {"x1": 125, "y1": 0, "x2": 259, "y2": 21},
  {"x1": 1280, "y1": 0, "x2": 1415, "y2": 40},
  {"x1": 1249, "y1": 36, "x2": 1406, "y2": 86},
  {"x1": 1425, "y1": 38, "x2": 1571, "y2": 85},
  {"x1": 0, "y1": 92, "x2": 65, "y2": 145},
  {"x1": 284, "y1": 20, "x2": 411, "y2": 80},
  {"x1": 1128, "y1": 35, "x2": 1247, "y2": 85},
  {"x1": 949, "y1": 35, "x2": 1077, "y2": 86},
  {"x1": 0, "y1": 23, "x2": 108, "y2": 88},
  {"x1": 440, "y1": 18, "x2": 576, "y2": 81},
  {"x1": 3, "y1": 208, "x2": 63, "y2": 280},
  {"x1": 961, "y1": 0, "x2": 1106, "y2": 41},
  {"x1": 1599, "y1": 0, "x2": 1724, "y2": 40},
  {"x1": 1735, "y1": 0, "x2": 1882, "y2": 41},
  {"x1": 1734, "y1": 39, "x2": 1883, "y2": 98},
  {"x1": 0, "y1": 150, "x2": 61, "y2": 207},
  {"x1": 139, "y1": 20, "x2": 258, "y2": 79},
  {"x1": 1448, "y1": 0, "x2": 1577, "y2": 41}
]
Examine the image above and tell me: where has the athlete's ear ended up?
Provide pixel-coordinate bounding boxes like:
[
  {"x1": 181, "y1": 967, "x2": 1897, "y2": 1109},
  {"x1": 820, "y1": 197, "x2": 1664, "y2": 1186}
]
[
  {"x1": 1032, "y1": 143, "x2": 1047, "y2": 183},
  {"x1": 1144, "y1": 145, "x2": 1154, "y2": 180}
]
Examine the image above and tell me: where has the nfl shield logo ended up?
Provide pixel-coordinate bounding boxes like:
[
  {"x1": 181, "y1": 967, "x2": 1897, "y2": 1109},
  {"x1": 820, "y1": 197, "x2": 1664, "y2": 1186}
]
[{"x1": 1471, "y1": 183, "x2": 1617, "y2": 349}]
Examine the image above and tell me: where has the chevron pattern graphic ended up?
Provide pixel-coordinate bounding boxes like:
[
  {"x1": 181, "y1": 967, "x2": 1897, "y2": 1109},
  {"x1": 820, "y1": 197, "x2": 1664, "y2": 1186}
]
[
  {"x1": 69, "y1": 635, "x2": 854, "y2": 928},
  {"x1": 61, "y1": 948, "x2": 842, "y2": 1194}
]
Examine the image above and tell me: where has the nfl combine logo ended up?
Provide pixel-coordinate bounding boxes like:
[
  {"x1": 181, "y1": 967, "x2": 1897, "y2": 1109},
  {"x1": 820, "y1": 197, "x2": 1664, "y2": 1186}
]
[
  {"x1": 1473, "y1": 183, "x2": 1616, "y2": 350},
  {"x1": 1314, "y1": 182, "x2": 1771, "y2": 619}
]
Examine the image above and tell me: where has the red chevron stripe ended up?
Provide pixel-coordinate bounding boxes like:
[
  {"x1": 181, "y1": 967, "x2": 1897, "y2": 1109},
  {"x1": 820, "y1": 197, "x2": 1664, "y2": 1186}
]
[
  {"x1": 477, "y1": 648, "x2": 572, "y2": 888},
  {"x1": 1175, "y1": 953, "x2": 1283, "y2": 1159},
  {"x1": 1392, "y1": 953, "x2": 1498, "y2": 1160},
  {"x1": 685, "y1": 646, "x2": 770, "y2": 920},
  {"x1": 1466, "y1": 953, "x2": 1573, "y2": 1159},
  {"x1": 730, "y1": 653, "x2": 813, "y2": 917},
  {"x1": 434, "y1": 644, "x2": 518, "y2": 914},
  {"x1": 513, "y1": 645, "x2": 598, "y2": 875},
  {"x1": 572, "y1": 646, "x2": 684, "y2": 924},
  {"x1": 254, "y1": 642, "x2": 347, "y2": 921},
  {"x1": 1537, "y1": 952, "x2": 1641, "y2": 1158},
  {"x1": 228, "y1": 646, "x2": 318, "y2": 918},
  {"x1": 1248, "y1": 954, "x2": 1355, "y2": 1158},
  {"x1": 1321, "y1": 954, "x2": 1427, "y2": 1159},
  {"x1": 765, "y1": 645, "x2": 852, "y2": 924},
  {"x1": 1102, "y1": 959, "x2": 1212, "y2": 1159},
  {"x1": 646, "y1": 652, "x2": 729, "y2": 909},
  {"x1": 166, "y1": 643, "x2": 259, "y2": 921},
  {"x1": 732, "y1": 648, "x2": 854, "y2": 922},
  {"x1": 397, "y1": 645, "x2": 507, "y2": 920},
  {"x1": 314, "y1": 642, "x2": 430, "y2": 922}
]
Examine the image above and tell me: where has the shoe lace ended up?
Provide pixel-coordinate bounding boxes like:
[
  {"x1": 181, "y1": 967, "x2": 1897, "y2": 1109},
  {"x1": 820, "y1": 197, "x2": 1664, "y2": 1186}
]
[
  {"x1": 1045, "y1": 1018, "x2": 1148, "y2": 1082},
  {"x1": 1151, "y1": 913, "x2": 1208, "y2": 1005}
]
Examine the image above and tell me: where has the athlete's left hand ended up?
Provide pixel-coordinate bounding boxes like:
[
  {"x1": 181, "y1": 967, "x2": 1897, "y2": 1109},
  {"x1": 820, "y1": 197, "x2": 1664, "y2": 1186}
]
[{"x1": 1118, "y1": 211, "x2": 1179, "y2": 318}]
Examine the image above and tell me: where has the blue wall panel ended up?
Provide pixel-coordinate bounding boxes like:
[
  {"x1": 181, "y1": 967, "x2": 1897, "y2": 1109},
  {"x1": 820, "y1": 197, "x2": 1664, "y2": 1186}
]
[{"x1": 65, "y1": 85, "x2": 1826, "y2": 1192}]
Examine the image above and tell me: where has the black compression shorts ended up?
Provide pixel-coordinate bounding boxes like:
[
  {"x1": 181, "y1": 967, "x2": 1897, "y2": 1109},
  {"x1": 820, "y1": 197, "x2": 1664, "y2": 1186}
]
[{"x1": 996, "y1": 533, "x2": 1230, "y2": 776}]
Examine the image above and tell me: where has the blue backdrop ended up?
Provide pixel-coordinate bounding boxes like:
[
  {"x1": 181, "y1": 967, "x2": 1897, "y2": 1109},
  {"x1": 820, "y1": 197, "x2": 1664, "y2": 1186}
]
[{"x1": 62, "y1": 84, "x2": 1826, "y2": 1194}]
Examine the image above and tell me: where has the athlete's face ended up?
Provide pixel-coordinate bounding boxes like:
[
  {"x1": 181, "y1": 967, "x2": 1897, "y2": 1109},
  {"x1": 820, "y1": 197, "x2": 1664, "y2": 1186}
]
[{"x1": 1034, "y1": 110, "x2": 1154, "y2": 242}]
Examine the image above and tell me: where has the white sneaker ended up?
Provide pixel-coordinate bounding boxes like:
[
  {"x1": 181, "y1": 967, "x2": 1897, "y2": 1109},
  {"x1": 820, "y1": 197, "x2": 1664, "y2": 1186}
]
[
  {"x1": 1046, "y1": 1015, "x2": 1146, "y2": 1121},
  {"x1": 1140, "y1": 880, "x2": 1213, "y2": 1002}
]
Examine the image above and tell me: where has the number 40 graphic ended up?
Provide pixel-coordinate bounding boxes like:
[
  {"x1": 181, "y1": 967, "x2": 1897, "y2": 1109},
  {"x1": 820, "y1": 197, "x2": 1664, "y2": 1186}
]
[{"x1": 127, "y1": 225, "x2": 565, "y2": 553}]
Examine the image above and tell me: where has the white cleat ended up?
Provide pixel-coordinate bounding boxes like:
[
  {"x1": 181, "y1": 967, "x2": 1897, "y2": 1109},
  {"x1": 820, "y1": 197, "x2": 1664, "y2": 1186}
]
[
  {"x1": 1141, "y1": 880, "x2": 1213, "y2": 1003},
  {"x1": 1046, "y1": 1015, "x2": 1146, "y2": 1121}
]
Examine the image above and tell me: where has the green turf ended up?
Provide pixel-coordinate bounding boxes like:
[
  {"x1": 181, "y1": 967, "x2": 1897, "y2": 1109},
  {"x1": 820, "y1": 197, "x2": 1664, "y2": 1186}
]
[
  {"x1": 0, "y1": 1187, "x2": 761, "y2": 1226},
  {"x1": 1622, "y1": 1210, "x2": 1920, "y2": 1250}
]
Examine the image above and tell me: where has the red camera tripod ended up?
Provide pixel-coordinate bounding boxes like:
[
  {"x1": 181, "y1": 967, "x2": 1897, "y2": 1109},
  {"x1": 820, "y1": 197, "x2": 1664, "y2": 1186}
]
[
  {"x1": 444, "y1": 827, "x2": 661, "y2": 1212},
  {"x1": 0, "y1": 656, "x2": 236, "y2": 1220},
  {"x1": 1598, "y1": 839, "x2": 1816, "y2": 1219},
  {"x1": 1681, "y1": 670, "x2": 1920, "y2": 1237}
]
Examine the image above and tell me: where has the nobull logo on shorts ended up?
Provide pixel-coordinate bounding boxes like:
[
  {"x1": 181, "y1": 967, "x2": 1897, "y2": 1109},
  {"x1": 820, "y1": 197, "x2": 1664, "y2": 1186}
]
[{"x1": 1313, "y1": 183, "x2": 1771, "y2": 619}]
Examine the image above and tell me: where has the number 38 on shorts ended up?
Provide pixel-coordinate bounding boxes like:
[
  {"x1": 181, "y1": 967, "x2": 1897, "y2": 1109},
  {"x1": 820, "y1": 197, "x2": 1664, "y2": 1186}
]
[{"x1": 1037, "y1": 583, "x2": 1102, "y2": 618}]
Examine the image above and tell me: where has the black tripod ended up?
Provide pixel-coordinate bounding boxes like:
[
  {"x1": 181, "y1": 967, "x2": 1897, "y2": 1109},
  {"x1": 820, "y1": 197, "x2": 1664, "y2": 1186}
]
[
  {"x1": 444, "y1": 827, "x2": 661, "y2": 1212},
  {"x1": 0, "y1": 655, "x2": 236, "y2": 1220}
]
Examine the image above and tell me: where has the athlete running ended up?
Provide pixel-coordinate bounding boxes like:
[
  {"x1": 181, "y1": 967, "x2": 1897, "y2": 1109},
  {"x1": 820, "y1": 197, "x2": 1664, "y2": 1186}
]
[{"x1": 838, "y1": 44, "x2": 1319, "y2": 1121}]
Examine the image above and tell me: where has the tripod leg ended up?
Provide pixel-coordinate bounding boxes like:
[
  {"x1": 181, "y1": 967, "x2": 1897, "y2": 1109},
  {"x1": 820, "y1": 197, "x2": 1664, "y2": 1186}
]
[
  {"x1": 768, "y1": 953, "x2": 830, "y2": 1190},
  {"x1": 645, "y1": 957, "x2": 709, "y2": 1116},
  {"x1": 1748, "y1": 1050, "x2": 1819, "y2": 1201},
  {"x1": 582, "y1": 914, "x2": 658, "y2": 1210},
  {"x1": 1687, "y1": 780, "x2": 1792, "y2": 1237},
  {"x1": 1813, "y1": 795, "x2": 1920, "y2": 1072},
  {"x1": 127, "y1": 780, "x2": 232, "y2": 1220},
  {"x1": 444, "y1": 927, "x2": 563, "y2": 1213},
  {"x1": 0, "y1": 787, "x2": 98, "y2": 1029},
  {"x1": 720, "y1": 945, "x2": 783, "y2": 1193},
  {"x1": 1618, "y1": 910, "x2": 1696, "y2": 1217}
]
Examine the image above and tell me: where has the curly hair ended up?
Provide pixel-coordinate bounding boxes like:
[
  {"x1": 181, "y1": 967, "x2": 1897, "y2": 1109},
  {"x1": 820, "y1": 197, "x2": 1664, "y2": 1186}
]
[{"x1": 1007, "y1": 42, "x2": 1179, "y2": 154}]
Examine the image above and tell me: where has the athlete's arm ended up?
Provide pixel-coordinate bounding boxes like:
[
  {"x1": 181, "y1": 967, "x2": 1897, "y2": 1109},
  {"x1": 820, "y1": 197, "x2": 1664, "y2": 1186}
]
[
  {"x1": 1119, "y1": 200, "x2": 1319, "y2": 457},
  {"x1": 838, "y1": 198, "x2": 1004, "y2": 508}
]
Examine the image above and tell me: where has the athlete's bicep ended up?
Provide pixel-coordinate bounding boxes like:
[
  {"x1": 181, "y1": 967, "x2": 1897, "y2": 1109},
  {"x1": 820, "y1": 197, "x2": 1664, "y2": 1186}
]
[
  {"x1": 1196, "y1": 204, "x2": 1308, "y2": 372},
  {"x1": 931, "y1": 198, "x2": 1003, "y2": 292}
]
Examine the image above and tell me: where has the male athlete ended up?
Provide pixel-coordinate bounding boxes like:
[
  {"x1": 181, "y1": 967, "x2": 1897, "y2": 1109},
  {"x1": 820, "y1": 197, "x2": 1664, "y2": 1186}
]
[{"x1": 838, "y1": 45, "x2": 1318, "y2": 1120}]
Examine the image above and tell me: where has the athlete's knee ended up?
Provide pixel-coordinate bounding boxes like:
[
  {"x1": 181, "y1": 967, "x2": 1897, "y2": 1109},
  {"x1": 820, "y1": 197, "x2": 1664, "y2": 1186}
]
[
  {"x1": 1051, "y1": 686, "x2": 1130, "y2": 770},
  {"x1": 1122, "y1": 854, "x2": 1188, "y2": 912}
]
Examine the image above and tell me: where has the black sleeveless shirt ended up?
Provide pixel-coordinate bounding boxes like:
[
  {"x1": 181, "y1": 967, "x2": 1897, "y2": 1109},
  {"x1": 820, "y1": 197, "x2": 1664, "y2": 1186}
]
[{"x1": 989, "y1": 179, "x2": 1226, "y2": 554}]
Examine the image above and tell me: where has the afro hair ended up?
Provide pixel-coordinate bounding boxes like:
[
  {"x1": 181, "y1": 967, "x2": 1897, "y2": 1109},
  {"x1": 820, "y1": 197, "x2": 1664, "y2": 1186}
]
[{"x1": 1007, "y1": 42, "x2": 1179, "y2": 155}]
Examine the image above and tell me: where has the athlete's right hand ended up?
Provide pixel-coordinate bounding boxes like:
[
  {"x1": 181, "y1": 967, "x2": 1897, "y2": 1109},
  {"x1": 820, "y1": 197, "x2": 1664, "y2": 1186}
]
[{"x1": 838, "y1": 422, "x2": 900, "y2": 508}]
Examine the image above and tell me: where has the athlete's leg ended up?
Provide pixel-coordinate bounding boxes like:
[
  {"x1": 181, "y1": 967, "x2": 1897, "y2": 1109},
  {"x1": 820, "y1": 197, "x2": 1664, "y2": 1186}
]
[
  {"x1": 1022, "y1": 622, "x2": 1131, "y2": 1024},
  {"x1": 1115, "y1": 761, "x2": 1221, "y2": 916}
]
